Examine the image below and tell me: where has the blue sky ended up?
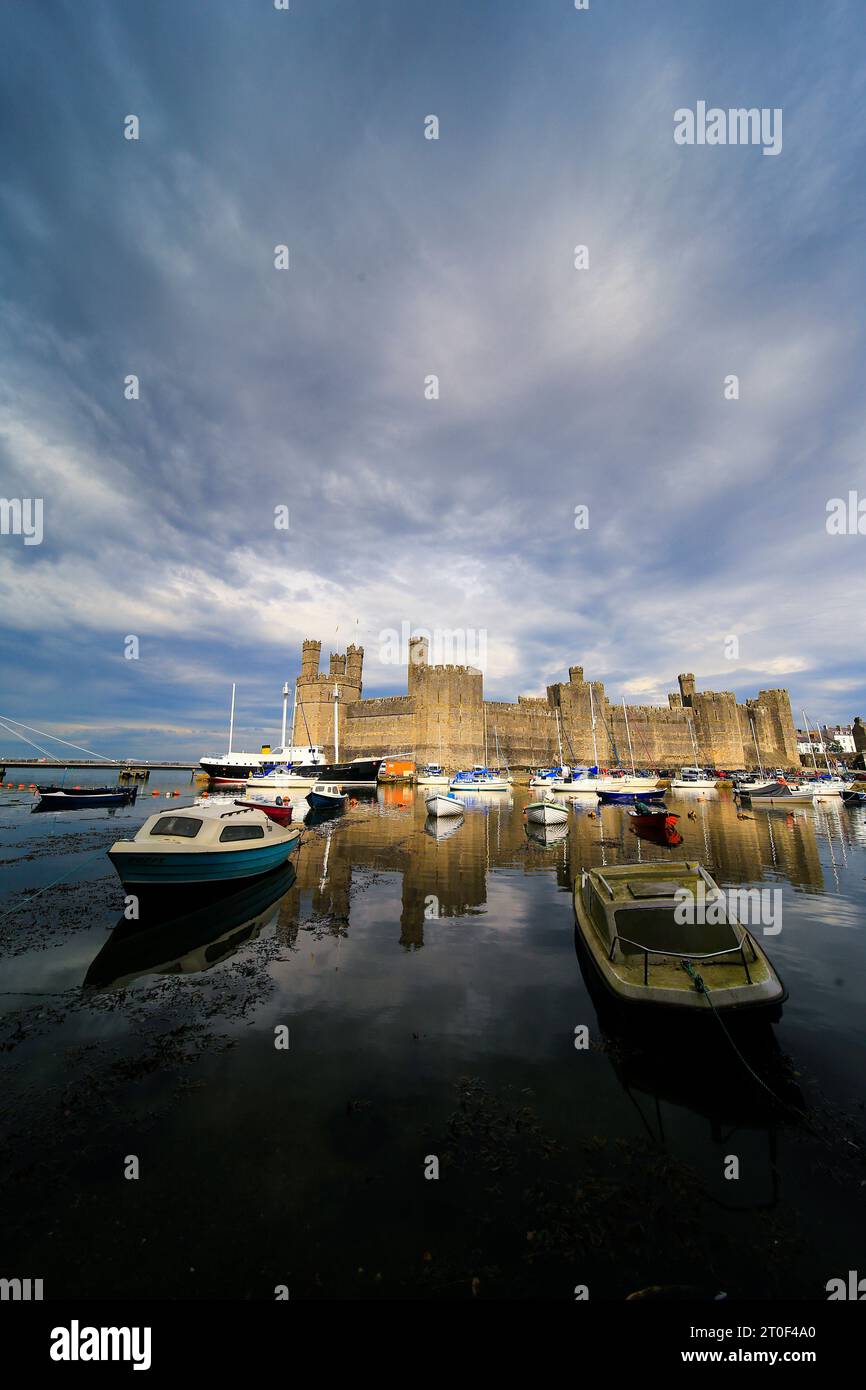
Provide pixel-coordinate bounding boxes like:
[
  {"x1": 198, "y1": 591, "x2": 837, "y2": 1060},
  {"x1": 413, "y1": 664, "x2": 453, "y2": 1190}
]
[{"x1": 1, "y1": 0, "x2": 865, "y2": 759}]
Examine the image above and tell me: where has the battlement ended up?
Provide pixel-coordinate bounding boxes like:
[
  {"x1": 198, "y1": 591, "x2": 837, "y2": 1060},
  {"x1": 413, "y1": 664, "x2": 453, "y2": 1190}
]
[{"x1": 290, "y1": 635, "x2": 800, "y2": 770}]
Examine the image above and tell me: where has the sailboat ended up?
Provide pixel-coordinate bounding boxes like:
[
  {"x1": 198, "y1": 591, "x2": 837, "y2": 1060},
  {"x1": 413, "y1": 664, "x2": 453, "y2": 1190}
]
[
  {"x1": 565, "y1": 689, "x2": 662, "y2": 795},
  {"x1": 247, "y1": 683, "x2": 384, "y2": 790},
  {"x1": 199, "y1": 682, "x2": 325, "y2": 784},
  {"x1": 670, "y1": 715, "x2": 718, "y2": 790}
]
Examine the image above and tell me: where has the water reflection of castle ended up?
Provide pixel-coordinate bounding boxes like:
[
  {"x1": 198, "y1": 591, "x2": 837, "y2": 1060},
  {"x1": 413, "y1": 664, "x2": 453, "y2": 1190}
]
[{"x1": 273, "y1": 789, "x2": 843, "y2": 949}]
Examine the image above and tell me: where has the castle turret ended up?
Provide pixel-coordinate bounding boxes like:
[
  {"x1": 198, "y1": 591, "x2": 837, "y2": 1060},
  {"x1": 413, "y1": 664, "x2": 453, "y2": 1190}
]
[
  {"x1": 409, "y1": 634, "x2": 429, "y2": 667},
  {"x1": 345, "y1": 643, "x2": 364, "y2": 692},
  {"x1": 678, "y1": 673, "x2": 696, "y2": 707},
  {"x1": 301, "y1": 639, "x2": 321, "y2": 681},
  {"x1": 329, "y1": 652, "x2": 347, "y2": 677}
]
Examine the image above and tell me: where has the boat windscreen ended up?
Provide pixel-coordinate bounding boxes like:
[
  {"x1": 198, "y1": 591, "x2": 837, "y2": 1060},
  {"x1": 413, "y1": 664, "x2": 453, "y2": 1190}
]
[
  {"x1": 613, "y1": 907, "x2": 739, "y2": 957},
  {"x1": 151, "y1": 816, "x2": 202, "y2": 838}
]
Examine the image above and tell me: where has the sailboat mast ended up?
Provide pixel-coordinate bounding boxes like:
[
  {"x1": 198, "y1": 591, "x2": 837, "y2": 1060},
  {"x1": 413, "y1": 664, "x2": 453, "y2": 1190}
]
[
  {"x1": 622, "y1": 697, "x2": 636, "y2": 776},
  {"x1": 802, "y1": 710, "x2": 819, "y2": 774},
  {"x1": 589, "y1": 684, "x2": 599, "y2": 768},
  {"x1": 807, "y1": 710, "x2": 833, "y2": 775},
  {"x1": 556, "y1": 707, "x2": 563, "y2": 767},
  {"x1": 483, "y1": 704, "x2": 488, "y2": 766},
  {"x1": 280, "y1": 682, "x2": 289, "y2": 748},
  {"x1": 750, "y1": 717, "x2": 765, "y2": 779},
  {"x1": 333, "y1": 683, "x2": 340, "y2": 763},
  {"x1": 228, "y1": 683, "x2": 236, "y2": 755}
]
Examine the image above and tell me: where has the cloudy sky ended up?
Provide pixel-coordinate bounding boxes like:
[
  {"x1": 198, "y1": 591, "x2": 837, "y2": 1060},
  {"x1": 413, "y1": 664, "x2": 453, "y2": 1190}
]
[{"x1": 1, "y1": 0, "x2": 864, "y2": 759}]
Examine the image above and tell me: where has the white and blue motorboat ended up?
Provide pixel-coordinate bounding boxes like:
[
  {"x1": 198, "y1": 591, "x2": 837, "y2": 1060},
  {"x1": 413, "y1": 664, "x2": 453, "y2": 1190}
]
[
  {"x1": 307, "y1": 782, "x2": 348, "y2": 811},
  {"x1": 448, "y1": 766, "x2": 510, "y2": 792},
  {"x1": 108, "y1": 805, "x2": 301, "y2": 885}
]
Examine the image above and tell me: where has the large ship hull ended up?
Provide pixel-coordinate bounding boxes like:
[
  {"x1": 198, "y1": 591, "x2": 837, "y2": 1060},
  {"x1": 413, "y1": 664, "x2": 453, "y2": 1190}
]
[
  {"x1": 204, "y1": 756, "x2": 383, "y2": 787},
  {"x1": 246, "y1": 757, "x2": 385, "y2": 791}
]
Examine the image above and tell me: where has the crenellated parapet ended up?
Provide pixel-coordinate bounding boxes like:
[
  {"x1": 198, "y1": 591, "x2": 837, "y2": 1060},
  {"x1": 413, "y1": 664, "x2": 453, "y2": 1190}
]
[{"x1": 288, "y1": 635, "x2": 801, "y2": 771}]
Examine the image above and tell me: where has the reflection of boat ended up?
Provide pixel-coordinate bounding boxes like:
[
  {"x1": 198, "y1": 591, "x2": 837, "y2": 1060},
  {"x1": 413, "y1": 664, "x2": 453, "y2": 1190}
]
[
  {"x1": 573, "y1": 929, "x2": 800, "y2": 1215},
  {"x1": 33, "y1": 785, "x2": 137, "y2": 812},
  {"x1": 84, "y1": 863, "x2": 296, "y2": 991},
  {"x1": 573, "y1": 862, "x2": 786, "y2": 1018},
  {"x1": 525, "y1": 795, "x2": 569, "y2": 825},
  {"x1": 426, "y1": 792, "x2": 466, "y2": 817},
  {"x1": 307, "y1": 783, "x2": 348, "y2": 811},
  {"x1": 108, "y1": 805, "x2": 301, "y2": 884},
  {"x1": 524, "y1": 820, "x2": 569, "y2": 847},
  {"x1": 842, "y1": 789, "x2": 866, "y2": 807},
  {"x1": 424, "y1": 813, "x2": 464, "y2": 840}
]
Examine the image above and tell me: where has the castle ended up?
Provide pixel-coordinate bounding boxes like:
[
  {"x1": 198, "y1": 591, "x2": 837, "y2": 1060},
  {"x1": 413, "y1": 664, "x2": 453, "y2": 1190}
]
[{"x1": 291, "y1": 636, "x2": 801, "y2": 771}]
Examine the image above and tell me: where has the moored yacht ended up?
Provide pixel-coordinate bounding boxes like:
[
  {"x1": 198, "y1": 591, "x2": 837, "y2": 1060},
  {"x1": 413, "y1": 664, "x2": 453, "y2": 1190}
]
[
  {"x1": 200, "y1": 682, "x2": 326, "y2": 784},
  {"x1": 448, "y1": 766, "x2": 510, "y2": 792},
  {"x1": 416, "y1": 763, "x2": 449, "y2": 786},
  {"x1": 669, "y1": 765, "x2": 718, "y2": 790}
]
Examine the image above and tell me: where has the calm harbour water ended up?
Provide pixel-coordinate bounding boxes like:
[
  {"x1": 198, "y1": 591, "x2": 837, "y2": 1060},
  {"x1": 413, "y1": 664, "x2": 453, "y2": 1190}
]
[{"x1": 1, "y1": 771, "x2": 865, "y2": 1300}]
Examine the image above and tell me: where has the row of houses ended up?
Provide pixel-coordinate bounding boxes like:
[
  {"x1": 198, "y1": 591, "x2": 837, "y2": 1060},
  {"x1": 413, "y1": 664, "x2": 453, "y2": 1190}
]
[{"x1": 796, "y1": 724, "x2": 857, "y2": 757}]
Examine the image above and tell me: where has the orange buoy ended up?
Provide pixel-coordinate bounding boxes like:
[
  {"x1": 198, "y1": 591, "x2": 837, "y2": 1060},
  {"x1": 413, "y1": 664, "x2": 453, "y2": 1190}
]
[
  {"x1": 201, "y1": 791, "x2": 209, "y2": 798},
  {"x1": 18, "y1": 783, "x2": 25, "y2": 789},
  {"x1": 152, "y1": 790, "x2": 159, "y2": 797}
]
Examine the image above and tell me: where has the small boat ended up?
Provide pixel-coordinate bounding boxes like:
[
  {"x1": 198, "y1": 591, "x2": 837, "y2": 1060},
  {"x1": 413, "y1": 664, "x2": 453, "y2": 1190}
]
[
  {"x1": 669, "y1": 766, "x2": 718, "y2": 790},
  {"x1": 32, "y1": 785, "x2": 138, "y2": 813},
  {"x1": 448, "y1": 766, "x2": 509, "y2": 792},
  {"x1": 234, "y1": 792, "x2": 293, "y2": 826},
  {"x1": 415, "y1": 763, "x2": 449, "y2": 787},
  {"x1": 426, "y1": 792, "x2": 466, "y2": 817},
  {"x1": 573, "y1": 862, "x2": 786, "y2": 1018},
  {"x1": 736, "y1": 780, "x2": 818, "y2": 804},
  {"x1": 841, "y1": 788, "x2": 866, "y2": 807},
  {"x1": 247, "y1": 765, "x2": 320, "y2": 792},
  {"x1": 108, "y1": 805, "x2": 301, "y2": 884},
  {"x1": 307, "y1": 782, "x2": 348, "y2": 811},
  {"x1": 524, "y1": 795, "x2": 569, "y2": 825},
  {"x1": 597, "y1": 788, "x2": 666, "y2": 806},
  {"x1": 627, "y1": 801, "x2": 681, "y2": 845}
]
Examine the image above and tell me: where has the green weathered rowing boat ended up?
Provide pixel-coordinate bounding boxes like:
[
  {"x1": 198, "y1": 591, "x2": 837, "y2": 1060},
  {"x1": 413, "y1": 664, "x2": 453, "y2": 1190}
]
[{"x1": 573, "y1": 861, "x2": 786, "y2": 1018}]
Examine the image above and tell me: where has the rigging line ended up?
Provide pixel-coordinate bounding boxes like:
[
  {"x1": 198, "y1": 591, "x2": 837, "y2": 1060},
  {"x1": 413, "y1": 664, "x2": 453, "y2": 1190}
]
[
  {"x1": 0, "y1": 712, "x2": 114, "y2": 762},
  {"x1": 0, "y1": 716, "x2": 56, "y2": 760}
]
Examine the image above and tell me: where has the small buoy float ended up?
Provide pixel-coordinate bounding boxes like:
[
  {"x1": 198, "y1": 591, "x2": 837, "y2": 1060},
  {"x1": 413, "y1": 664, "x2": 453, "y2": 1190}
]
[
  {"x1": 165, "y1": 792, "x2": 172, "y2": 798},
  {"x1": 29, "y1": 783, "x2": 37, "y2": 789},
  {"x1": 201, "y1": 791, "x2": 209, "y2": 798},
  {"x1": 152, "y1": 790, "x2": 160, "y2": 797},
  {"x1": 173, "y1": 790, "x2": 180, "y2": 797},
  {"x1": 349, "y1": 797, "x2": 358, "y2": 808},
  {"x1": 18, "y1": 783, "x2": 26, "y2": 789}
]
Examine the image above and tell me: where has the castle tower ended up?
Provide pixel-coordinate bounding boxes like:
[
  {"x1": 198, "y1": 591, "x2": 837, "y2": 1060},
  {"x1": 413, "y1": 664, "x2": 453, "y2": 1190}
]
[
  {"x1": 407, "y1": 634, "x2": 429, "y2": 695},
  {"x1": 329, "y1": 652, "x2": 347, "y2": 677},
  {"x1": 345, "y1": 643, "x2": 364, "y2": 694},
  {"x1": 301, "y1": 639, "x2": 321, "y2": 681},
  {"x1": 678, "y1": 673, "x2": 696, "y2": 707}
]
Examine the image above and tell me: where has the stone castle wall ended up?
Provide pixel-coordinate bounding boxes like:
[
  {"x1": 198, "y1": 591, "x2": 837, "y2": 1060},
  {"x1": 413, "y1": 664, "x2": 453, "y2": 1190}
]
[{"x1": 291, "y1": 638, "x2": 800, "y2": 769}]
